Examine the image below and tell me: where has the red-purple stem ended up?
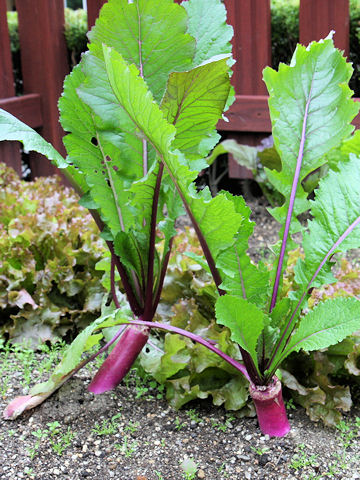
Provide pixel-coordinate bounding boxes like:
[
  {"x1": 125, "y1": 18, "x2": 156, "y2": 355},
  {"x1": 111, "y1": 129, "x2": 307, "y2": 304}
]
[
  {"x1": 110, "y1": 254, "x2": 121, "y2": 309},
  {"x1": 143, "y1": 163, "x2": 164, "y2": 320},
  {"x1": 126, "y1": 318, "x2": 251, "y2": 381},
  {"x1": 106, "y1": 240, "x2": 143, "y2": 316},
  {"x1": 161, "y1": 167, "x2": 259, "y2": 382},
  {"x1": 152, "y1": 236, "x2": 174, "y2": 317},
  {"x1": 269, "y1": 85, "x2": 313, "y2": 312}
]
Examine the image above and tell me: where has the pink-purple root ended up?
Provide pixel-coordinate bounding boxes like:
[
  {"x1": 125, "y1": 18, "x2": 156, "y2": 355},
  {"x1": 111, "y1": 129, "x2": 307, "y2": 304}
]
[
  {"x1": 249, "y1": 377, "x2": 290, "y2": 437},
  {"x1": 88, "y1": 324, "x2": 149, "y2": 394}
]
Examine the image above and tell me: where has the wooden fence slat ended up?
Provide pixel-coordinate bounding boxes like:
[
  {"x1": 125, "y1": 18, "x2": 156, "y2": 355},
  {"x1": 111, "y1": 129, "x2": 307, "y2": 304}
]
[
  {"x1": 0, "y1": 0, "x2": 21, "y2": 175},
  {"x1": 87, "y1": 0, "x2": 106, "y2": 29},
  {"x1": 223, "y1": 0, "x2": 271, "y2": 178},
  {"x1": 16, "y1": 0, "x2": 69, "y2": 178},
  {"x1": 300, "y1": 0, "x2": 349, "y2": 55},
  {"x1": 224, "y1": 0, "x2": 271, "y2": 96},
  {"x1": 218, "y1": 95, "x2": 271, "y2": 133},
  {"x1": 0, "y1": 94, "x2": 42, "y2": 128}
]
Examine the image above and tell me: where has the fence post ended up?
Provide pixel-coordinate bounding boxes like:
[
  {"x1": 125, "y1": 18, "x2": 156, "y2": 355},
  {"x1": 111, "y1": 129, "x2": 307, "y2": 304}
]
[
  {"x1": 87, "y1": 0, "x2": 106, "y2": 29},
  {"x1": 300, "y1": 0, "x2": 349, "y2": 55},
  {"x1": 0, "y1": 0, "x2": 22, "y2": 175},
  {"x1": 16, "y1": 0, "x2": 69, "y2": 178},
  {"x1": 223, "y1": 0, "x2": 271, "y2": 178}
]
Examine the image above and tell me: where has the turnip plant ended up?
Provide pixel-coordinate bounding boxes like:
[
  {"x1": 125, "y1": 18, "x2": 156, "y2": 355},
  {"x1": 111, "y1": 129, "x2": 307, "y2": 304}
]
[
  {"x1": 2, "y1": 0, "x2": 360, "y2": 439},
  {"x1": 1, "y1": 0, "x2": 238, "y2": 416}
]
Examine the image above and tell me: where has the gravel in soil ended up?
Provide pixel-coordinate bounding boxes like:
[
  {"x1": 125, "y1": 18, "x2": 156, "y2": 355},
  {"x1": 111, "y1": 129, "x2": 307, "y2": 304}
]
[
  {"x1": 1, "y1": 363, "x2": 360, "y2": 480},
  {"x1": 1, "y1": 197, "x2": 360, "y2": 480}
]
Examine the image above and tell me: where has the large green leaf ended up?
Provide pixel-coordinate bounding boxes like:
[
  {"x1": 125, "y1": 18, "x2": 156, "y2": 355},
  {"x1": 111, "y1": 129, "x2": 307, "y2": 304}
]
[
  {"x1": 295, "y1": 155, "x2": 360, "y2": 291},
  {"x1": 0, "y1": 109, "x2": 88, "y2": 193},
  {"x1": 88, "y1": 0, "x2": 195, "y2": 102},
  {"x1": 60, "y1": 63, "x2": 136, "y2": 237},
  {"x1": 215, "y1": 295, "x2": 265, "y2": 370},
  {"x1": 263, "y1": 36, "x2": 359, "y2": 228},
  {"x1": 216, "y1": 194, "x2": 270, "y2": 309},
  {"x1": 0, "y1": 109, "x2": 66, "y2": 168},
  {"x1": 101, "y1": 46, "x2": 241, "y2": 277},
  {"x1": 161, "y1": 55, "x2": 231, "y2": 161},
  {"x1": 279, "y1": 298, "x2": 360, "y2": 363},
  {"x1": 182, "y1": 0, "x2": 233, "y2": 67}
]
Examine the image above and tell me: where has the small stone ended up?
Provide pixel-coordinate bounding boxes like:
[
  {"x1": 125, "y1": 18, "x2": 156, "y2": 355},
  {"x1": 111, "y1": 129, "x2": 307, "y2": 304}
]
[
  {"x1": 94, "y1": 450, "x2": 102, "y2": 457},
  {"x1": 197, "y1": 469, "x2": 205, "y2": 479},
  {"x1": 259, "y1": 454, "x2": 270, "y2": 466},
  {"x1": 245, "y1": 434, "x2": 252, "y2": 441},
  {"x1": 53, "y1": 469, "x2": 61, "y2": 475},
  {"x1": 238, "y1": 455, "x2": 250, "y2": 462}
]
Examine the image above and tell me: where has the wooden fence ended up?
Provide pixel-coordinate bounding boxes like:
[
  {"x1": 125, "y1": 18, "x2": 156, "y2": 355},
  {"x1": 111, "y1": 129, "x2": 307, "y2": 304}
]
[{"x1": 0, "y1": 0, "x2": 356, "y2": 179}]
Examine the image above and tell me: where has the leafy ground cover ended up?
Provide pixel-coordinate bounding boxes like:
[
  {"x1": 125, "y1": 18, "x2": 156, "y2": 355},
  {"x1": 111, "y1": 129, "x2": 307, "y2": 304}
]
[{"x1": 0, "y1": 164, "x2": 106, "y2": 346}]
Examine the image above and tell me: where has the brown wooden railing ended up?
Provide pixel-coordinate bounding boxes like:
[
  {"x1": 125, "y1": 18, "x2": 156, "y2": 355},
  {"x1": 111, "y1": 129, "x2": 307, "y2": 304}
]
[{"x1": 0, "y1": 0, "x2": 354, "y2": 179}]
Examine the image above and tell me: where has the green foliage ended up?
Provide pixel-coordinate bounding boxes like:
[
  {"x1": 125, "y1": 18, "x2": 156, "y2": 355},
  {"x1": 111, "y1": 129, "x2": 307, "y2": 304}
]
[
  {"x1": 3, "y1": 1, "x2": 360, "y2": 432},
  {"x1": 295, "y1": 155, "x2": 360, "y2": 291},
  {"x1": 64, "y1": 8, "x2": 88, "y2": 67},
  {"x1": 7, "y1": 1, "x2": 360, "y2": 98},
  {"x1": 215, "y1": 296, "x2": 265, "y2": 372},
  {"x1": 1, "y1": 0, "x2": 238, "y2": 418},
  {"x1": 0, "y1": 164, "x2": 106, "y2": 346},
  {"x1": 6, "y1": 11, "x2": 19, "y2": 53},
  {"x1": 264, "y1": 35, "x2": 358, "y2": 228},
  {"x1": 271, "y1": 0, "x2": 299, "y2": 70}
]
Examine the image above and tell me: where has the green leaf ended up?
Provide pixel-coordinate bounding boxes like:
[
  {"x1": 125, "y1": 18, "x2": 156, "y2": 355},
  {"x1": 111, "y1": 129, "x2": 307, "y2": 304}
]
[
  {"x1": 161, "y1": 55, "x2": 231, "y2": 161},
  {"x1": 207, "y1": 139, "x2": 258, "y2": 172},
  {"x1": 30, "y1": 299, "x2": 133, "y2": 397},
  {"x1": 215, "y1": 295, "x2": 265, "y2": 370},
  {"x1": 263, "y1": 36, "x2": 359, "y2": 228},
  {"x1": 0, "y1": 109, "x2": 66, "y2": 168},
  {"x1": 88, "y1": 0, "x2": 195, "y2": 102},
  {"x1": 60, "y1": 62, "x2": 136, "y2": 238},
  {"x1": 114, "y1": 230, "x2": 147, "y2": 290},
  {"x1": 30, "y1": 311, "x2": 114, "y2": 395},
  {"x1": 101, "y1": 45, "x2": 240, "y2": 277},
  {"x1": 280, "y1": 298, "x2": 360, "y2": 361},
  {"x1": 216, "y1": 195, "x2": 270, "y2": 309},
  {"x1": 295, "y1": 155, "x2": 360, "y2": 291},
  {"x1": 182, "y1": 0, "x2": 233, "y2": 67}
]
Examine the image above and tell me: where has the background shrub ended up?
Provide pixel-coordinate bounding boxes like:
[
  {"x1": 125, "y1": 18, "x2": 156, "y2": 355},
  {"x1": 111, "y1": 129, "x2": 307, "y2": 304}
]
[{"x1": 64, "y1": 8, "x2": 88, "y2": 67}]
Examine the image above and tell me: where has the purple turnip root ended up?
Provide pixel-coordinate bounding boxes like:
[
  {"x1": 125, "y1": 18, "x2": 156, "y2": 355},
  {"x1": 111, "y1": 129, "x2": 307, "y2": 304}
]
[
  {"x1": 88, "y1": 324, "x2": 149, "y2": 394},
  {"x1": 249, "y1": 377, "x2": 290, "y2": 437}
]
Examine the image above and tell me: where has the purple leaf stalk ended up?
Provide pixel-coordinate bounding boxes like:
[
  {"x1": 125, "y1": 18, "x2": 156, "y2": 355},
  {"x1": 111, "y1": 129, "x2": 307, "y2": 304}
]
[{"x1": 88, "y1": 324, "x2": 149, "y2": 394}]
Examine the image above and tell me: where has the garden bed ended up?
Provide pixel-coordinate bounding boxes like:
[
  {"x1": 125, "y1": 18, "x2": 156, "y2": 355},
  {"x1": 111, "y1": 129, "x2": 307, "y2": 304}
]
[
  {"x1": 1, "y1": 197, "x2": 360, "y2": 480},
  {"x1": 0, "y1": 355, "x2": 359, "y2": 480}
]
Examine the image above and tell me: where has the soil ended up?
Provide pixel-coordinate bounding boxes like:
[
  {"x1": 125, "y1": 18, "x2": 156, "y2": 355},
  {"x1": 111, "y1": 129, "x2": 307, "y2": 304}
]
[{"x1": 1, "y1": 196, "x2": 360, "y2": 480}]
